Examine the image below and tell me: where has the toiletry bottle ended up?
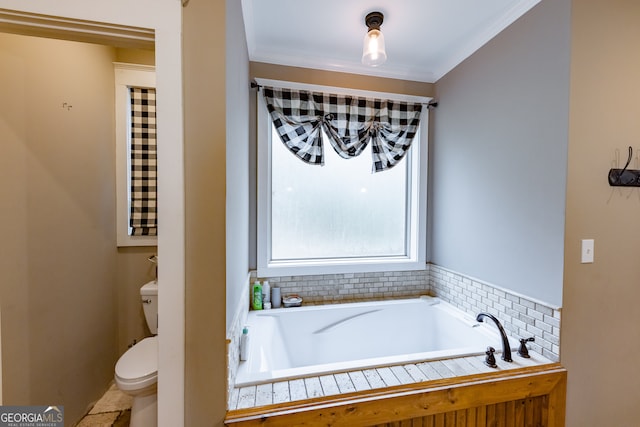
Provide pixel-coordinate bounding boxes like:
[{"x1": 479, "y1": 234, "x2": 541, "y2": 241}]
[
  {"x1": 239, "y1": 326, "x2": 249, "y2": 361},
  {"x1": 262, "y1": 280, "x2": 271, "y2": 304},
  {"x1": 272, "y1": 286, "x2": 281, "y2": 308},
  {"x1": 252, "y1": 281, "x2": 263, "y2": 310}
]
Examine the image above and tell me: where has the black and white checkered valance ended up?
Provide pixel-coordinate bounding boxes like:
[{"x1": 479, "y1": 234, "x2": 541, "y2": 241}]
[
  {"x1": 129, "y1": 87, "x2": 157, "y2": 236},
  {"x1": 263, "y1": 86, "x2": 423, "y2": 172}
]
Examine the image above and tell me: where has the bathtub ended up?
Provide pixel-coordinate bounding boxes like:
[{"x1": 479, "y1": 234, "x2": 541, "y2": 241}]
[{"x1": 235, "y1": 296, "x2": 517, "y2": 386}]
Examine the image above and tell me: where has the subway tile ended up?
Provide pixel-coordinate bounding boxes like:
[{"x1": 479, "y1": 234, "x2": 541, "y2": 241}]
[
  {"x1": 526, "y1": 324, "x2": 544, "y2": 338},
  {"x1": 506, "y1": 293, "x2": 520, "y2": 303},
  {"x1": 493, "y1": 302, "x2": 507, "y2": 314},
  {"x1": 520, "y1": 299, "x2": 535, "y2": 309},
  {"x1": 493, "y1": 289, "x2": 506, "y2": 299},
  {"x1": 519, "y1": 313, "x2": 536, "y2": 326},
  {"x1": 481, "y1": 284, "x2": 494, "y2": 294},
  {"x1": 536, "y1": 337, "x2": 553, "y2": 351},
  {"x1": 499, "y1": 297, "x2": 513, "y2": 309},
  {"x1": 535, "y1": 320, "x2": 553, "y2": 334},
  {"x1": 512, "y1": 303, "x2": 527, "y2": 314},
  {"x1": 535, "y1": 303, "x2": 553, "y2": 316},
  {"x1": 506, "y1": 308, "x2": 520, "y2": 318},
  {"x1": 544, "y1": 314, "x2": 560, "y2": 328},
  {"x1": 528, "y1": 309, "x2": 544, "y2": 322},
  {"x1": 504, "y1": 323, "x2": 519, "y2": 335},
  {"x1": 511, "y1": 318, "x2": 527, "y2": 330},
  {"x1": 544, "y1": 331, "x2": 560, "y2": 346}
]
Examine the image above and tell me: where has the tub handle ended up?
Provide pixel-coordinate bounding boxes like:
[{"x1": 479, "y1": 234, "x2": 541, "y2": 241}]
[
  {"x1": 518, "y1": 337, "x2": 535, "y2": 358},
  {"x1": 484, "y1": 346, "x2": 497, "y2": 368}
]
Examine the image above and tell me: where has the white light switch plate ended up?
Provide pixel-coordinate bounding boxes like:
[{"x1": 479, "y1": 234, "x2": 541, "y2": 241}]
[{"x1": 581, "y1": 239, "x2": 594, "y2": 263}]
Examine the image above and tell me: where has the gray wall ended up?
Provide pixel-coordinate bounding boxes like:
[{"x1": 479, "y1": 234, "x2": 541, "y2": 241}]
[
  {"x1": 226, "y1": 0, "x2": 251, "y2": 330},
  {"x1": 430, "y1": 0, "x2": 571, "y2": 306}
]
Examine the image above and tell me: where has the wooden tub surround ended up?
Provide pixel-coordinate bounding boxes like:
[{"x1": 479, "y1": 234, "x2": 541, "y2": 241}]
[{"x1": 225, "y1": 354, "x2": 566, "y2": 427}]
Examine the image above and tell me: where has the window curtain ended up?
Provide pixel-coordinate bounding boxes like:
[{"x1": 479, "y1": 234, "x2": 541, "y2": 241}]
[
  {"x1": 262, "y1": 86, "x2": 423, "y2": 172},
  {"x1": 129, "y1": 87, "x2": 157, "y2": 236}
]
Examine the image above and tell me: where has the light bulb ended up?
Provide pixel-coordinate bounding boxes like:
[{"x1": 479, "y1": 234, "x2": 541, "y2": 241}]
[{"x1": 362, "y1": 29, "x2": 387, "y2": 66}]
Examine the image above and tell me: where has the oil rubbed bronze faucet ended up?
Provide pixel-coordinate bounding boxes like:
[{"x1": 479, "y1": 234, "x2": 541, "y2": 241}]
[{"x1": 476, "y1": 313, "x2": 513, "y2": 362}]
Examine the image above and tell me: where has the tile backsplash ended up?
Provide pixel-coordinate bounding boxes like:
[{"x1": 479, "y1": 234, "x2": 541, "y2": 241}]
[
  {"x1": 428, "y1": 265, "x2": 560, "y2": 361},
  {"x1": 249, "y1": 269, "x2": 430, "y2": 304}
]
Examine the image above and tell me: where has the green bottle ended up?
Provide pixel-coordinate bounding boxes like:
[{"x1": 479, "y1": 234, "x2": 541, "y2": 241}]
[{"x1": 252, "y1": 281, "x2": 263, "y2": 310}]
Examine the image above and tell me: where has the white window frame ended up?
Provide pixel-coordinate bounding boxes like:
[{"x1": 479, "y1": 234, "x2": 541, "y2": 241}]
[
  {"x1": 256, "y1": 78, "x2": 430, "y2": 277},
  {"x1": 114, "y1": 62, "x2": 157, "y2": 247}
]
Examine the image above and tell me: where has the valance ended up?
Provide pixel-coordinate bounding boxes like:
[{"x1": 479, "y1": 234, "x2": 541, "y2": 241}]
[{"x1": 263, "y1": 86, "x2": 423, "y2": 172}]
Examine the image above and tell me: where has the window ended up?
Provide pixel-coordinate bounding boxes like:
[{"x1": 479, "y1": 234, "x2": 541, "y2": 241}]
[
  {"x1": 257, "y1": 80, "x2": 429, "y2": 277},
  {"x1": 114, "y1": 63, "x2": 157, "y2": 247}
]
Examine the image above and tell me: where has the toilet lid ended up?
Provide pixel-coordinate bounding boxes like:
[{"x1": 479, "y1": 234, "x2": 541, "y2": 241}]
[{"x1": 115, "y1": 336, "x2": 158, "y2": 381}]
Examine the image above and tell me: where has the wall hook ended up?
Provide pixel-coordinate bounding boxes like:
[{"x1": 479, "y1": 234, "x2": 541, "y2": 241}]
[{"x1": 608, "y1": 146, "x2": 640, "y2": 187}]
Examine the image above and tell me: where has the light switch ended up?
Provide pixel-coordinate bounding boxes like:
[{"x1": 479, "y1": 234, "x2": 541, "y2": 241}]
[{"x1": 581, "y1": 239, "x2": 594, "y2": 263}]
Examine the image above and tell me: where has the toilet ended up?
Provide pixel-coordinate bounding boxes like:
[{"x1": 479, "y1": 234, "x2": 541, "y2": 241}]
[{"x1": 115, "y1": 280, "x2": 158, "y2": 427}]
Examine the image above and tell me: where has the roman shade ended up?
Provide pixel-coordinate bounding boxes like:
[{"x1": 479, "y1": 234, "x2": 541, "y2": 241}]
[{"x1": 129, "y1": 87, "x2": 157, "y2": 236}]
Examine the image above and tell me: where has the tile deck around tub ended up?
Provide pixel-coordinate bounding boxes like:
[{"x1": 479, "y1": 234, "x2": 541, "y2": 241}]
[{"x1": 228, "y1": 351, "x2": 552, "y2": 410}]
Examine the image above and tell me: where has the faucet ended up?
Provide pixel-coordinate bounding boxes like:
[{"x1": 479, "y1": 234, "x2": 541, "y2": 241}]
[{"x1": 476, "y1": 313, "x2": 513, "y2": 362}]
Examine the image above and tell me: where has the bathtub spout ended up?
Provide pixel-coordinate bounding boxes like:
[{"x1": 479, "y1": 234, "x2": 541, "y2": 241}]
[{"x1": 476, "y1": 313, "x2": 512, "y2": 362}]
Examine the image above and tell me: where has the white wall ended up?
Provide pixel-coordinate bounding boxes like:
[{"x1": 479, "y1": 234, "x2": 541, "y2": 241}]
[{"x1": 430, "y1": 0, "x2": 571, "y2": 307}]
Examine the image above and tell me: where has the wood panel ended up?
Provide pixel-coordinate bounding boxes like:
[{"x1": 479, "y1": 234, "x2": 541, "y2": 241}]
[
  {"x1": 371, "y1": 395, "x2": 549, "y2": 427},
  {"x1": 225, "y1": 365, "x2": 566, "y2": 427}
]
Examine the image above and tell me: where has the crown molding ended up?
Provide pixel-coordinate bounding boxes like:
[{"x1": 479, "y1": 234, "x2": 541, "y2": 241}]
[{"x1": 0, "y1": 8, "x2": 154, "y2": 49}]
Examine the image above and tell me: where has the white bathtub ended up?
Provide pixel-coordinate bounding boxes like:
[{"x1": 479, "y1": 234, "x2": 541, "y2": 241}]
[{"x1": 235, "y1": 296, "x2": 516, "y2": 386}]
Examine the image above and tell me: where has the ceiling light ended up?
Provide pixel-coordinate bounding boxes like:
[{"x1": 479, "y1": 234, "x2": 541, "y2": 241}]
[{"x1": 362, "y1": 11, "x2": 387, "y2": 67}]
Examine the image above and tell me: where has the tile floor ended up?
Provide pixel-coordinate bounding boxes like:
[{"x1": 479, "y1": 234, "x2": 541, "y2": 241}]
[{"x1": 75, "y1": 384, "x2": 132, "y2": 427}]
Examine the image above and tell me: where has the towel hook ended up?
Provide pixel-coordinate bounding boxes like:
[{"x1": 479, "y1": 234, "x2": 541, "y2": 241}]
[
  {"x1": 619, "y1": 146, "x2": 633, "y2": 178},
  {"x1": 608, "y1": 146, "x2": 640, "y2": 187}
]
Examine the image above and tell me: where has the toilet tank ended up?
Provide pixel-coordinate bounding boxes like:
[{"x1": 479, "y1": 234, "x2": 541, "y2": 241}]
[{"x1": 140, "y1": 280, "x2": 158, "y2": 335}]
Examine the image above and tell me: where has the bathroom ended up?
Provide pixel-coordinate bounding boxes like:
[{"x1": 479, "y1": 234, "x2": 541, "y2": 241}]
[
  {"x1": 2, "y1": 0, "x2": 640, "y2": 426},
  {"x1": 0, "y1": 13, "x2": 560, "y2": 424}
]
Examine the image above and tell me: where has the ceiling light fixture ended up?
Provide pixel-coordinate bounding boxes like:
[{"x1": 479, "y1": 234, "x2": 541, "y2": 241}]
[{"x1": 362, "y1": 11, "x2": 387, "y2": 67}]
